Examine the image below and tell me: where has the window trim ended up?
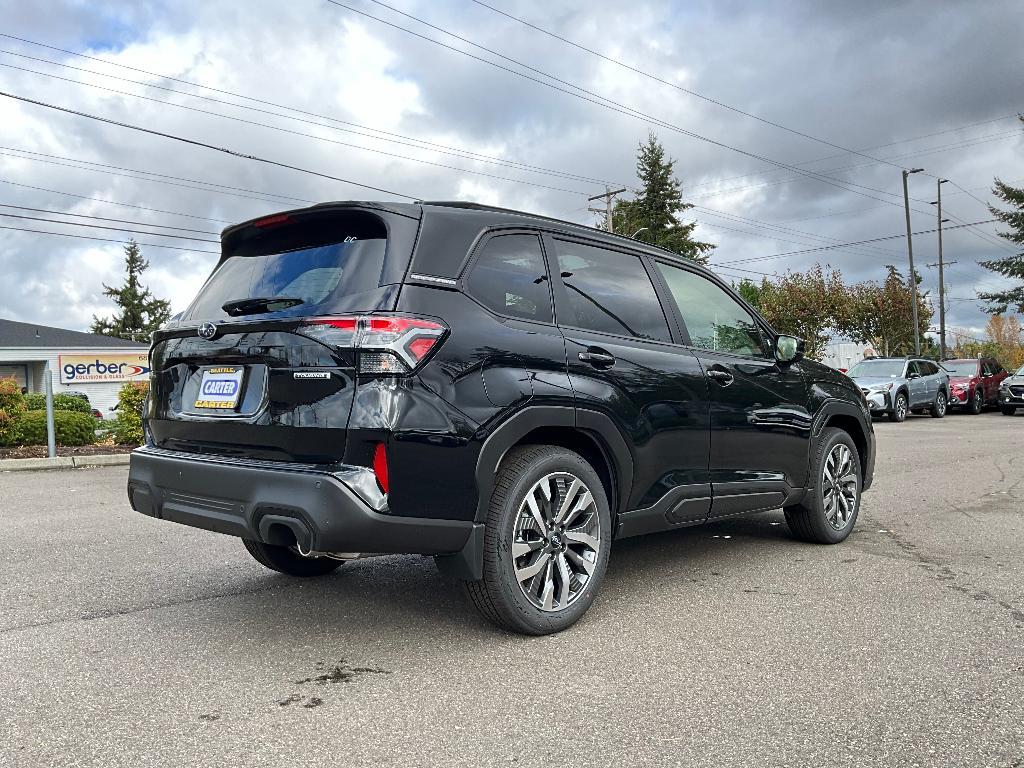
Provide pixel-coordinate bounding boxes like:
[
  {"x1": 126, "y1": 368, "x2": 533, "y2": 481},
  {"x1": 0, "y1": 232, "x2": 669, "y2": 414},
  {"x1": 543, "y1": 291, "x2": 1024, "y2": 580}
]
[
  {"x1": 545, "y1": 233, "x2": 678, "y2": 346},
  {"x1": 652, "y1": 257, "x2": 776, "y2": 361},
  {"x1": 458, "y1": 227, "x2": 557, "y2": 327}
]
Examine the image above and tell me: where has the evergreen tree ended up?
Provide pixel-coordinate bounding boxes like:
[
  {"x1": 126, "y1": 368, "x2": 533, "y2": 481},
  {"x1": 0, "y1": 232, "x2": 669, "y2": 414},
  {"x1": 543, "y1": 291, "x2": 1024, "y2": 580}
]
[
  {"x1": 609, "y1": 133, "x2": 715, "y2": 263},
  {"x1": 979, "y1": 121, "x2": 1024, "y2": 313},
  {"x1": 91, "y1": 240, "x2": 171, "y2": 342}
]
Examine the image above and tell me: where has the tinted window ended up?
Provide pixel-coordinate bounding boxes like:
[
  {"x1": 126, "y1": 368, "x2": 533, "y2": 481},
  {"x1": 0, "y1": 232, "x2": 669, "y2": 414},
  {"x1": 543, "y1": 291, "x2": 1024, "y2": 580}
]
[
  {"x1": 847, "y1": 360, "x2": 907, "y2": 378},
  {"x1": 552, "y1": 240, "x2": 670, "y2": 342},
  {"x1": 465, "y1": 234, "x2": 552, "y2": 323},
  {"x1": 919, "y1": 361, "x2": 938, "y2": 375},
  {"x1": 942, "y1": 360, "x2": 979, "y2": 376},
  {"x1": 655, "y1": 262, "x2": 767, "y2": 357}
]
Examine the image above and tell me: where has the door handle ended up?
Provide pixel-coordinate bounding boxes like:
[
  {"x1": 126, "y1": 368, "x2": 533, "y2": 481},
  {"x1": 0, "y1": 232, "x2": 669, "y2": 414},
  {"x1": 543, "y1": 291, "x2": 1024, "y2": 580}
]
[
  {"x1": 578, "y1": 349, "x2": 616, "y2": 367},
  {"x1": 706, "y1": 366, "x2": 734, "y2": 386}
]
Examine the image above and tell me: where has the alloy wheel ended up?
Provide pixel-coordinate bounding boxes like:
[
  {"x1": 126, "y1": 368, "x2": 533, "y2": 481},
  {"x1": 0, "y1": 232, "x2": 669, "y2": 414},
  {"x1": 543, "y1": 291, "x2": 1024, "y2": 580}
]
[
  {"x1": 936, "y1": 391, "x2": 947, "y2": 416},
  {"x1": 822, "y1": 444, "x2": 858, "y2": 530},
  {"x1": 511, "y1": 472, "x2": 601, "y2": 612},
  {"x1": 895, "y1": 395, "x2": 907, "y2": 420}
]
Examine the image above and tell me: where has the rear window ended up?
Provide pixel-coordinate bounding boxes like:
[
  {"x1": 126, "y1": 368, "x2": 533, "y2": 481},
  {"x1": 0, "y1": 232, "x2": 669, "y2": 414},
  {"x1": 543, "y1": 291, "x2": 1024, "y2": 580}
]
[{"x1": 184, "y1": 211, "x2": 389, "y2": 321}]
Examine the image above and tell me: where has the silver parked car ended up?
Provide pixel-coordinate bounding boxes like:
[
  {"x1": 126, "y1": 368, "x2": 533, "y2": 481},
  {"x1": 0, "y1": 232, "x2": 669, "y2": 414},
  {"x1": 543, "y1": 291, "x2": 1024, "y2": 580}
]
[{"x1": 846, "y1": 357, "x2": 949, "y2": 422}]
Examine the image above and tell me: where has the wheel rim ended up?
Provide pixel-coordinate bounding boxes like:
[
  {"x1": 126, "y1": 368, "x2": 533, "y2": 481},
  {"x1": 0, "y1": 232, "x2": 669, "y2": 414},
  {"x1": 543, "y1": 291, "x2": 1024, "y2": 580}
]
[
  {"x1": 896, "y1": 396, "x2": 907, "y2": 420},
  {"x1": 512, "y1": 472, "x2": 601, "y2": 612},
  {"x1": 936, "y1": 392, "x2": 946, "y2": 414},
  {"x1": 975, "y1": 391, "x2": 982, "y2": 410},
  {"x1": 822, "y1": 444, "x2": 858, "y2": 530}
]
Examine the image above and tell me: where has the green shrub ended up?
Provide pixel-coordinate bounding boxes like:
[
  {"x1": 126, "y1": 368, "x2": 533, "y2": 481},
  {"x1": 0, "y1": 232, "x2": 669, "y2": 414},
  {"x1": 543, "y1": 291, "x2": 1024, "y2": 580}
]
[
  {"x1": 0, "y1": 409, "x2": 17, "y2": 447},
  {"x1": 14, "y1": 409, "x2": 98, "y2": 446},
  {"x1": 24, "y1": 392, "x2": 46, "y2": 410},
  {"x1": 25, "y1": 392, "x2": 93, "y2": 413},
  {"x1": 0, "y1": 377, "x2": 25, "y2": 414},
  {"x1": 111, "y1": 381, "x2": 149, "y2": 445}
]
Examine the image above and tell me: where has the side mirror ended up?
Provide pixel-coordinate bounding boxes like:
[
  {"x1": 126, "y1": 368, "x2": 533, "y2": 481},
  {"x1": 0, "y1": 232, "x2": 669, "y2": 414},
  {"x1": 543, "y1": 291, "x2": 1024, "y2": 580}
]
[
  {"x1": 775, "y1": 335, "x2": 804, "y2": 364},
  {"x1": 908, "y1": 372, "x2": 921, "y2": 379}
]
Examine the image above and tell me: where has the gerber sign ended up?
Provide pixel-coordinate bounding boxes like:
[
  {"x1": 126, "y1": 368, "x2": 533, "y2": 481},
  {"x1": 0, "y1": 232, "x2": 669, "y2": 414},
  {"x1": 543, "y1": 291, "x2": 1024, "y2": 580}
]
[{"x1": 59, "y1": 353, "x2": 150, "y2": 384}]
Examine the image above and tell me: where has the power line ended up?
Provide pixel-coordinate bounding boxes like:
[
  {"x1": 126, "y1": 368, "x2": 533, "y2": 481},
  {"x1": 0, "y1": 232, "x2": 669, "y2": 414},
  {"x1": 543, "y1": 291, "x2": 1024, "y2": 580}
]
[
  {"x1": 0, "y1": 178, "x2": 233, "y2": 224},
  {"x1": 323, "y1": 0, "x2": 944, "y2": 211},
  {"x1": 0, "y1": 90, "x2": 419, "y2": 199},
  {"x1": 465, "y1": 0, "x2": 927, "y2": 171},
  {"x1": 0, "y1": 147, "x2": 315, "y2": 206},
  {"x1": 0, "y1": 180, "x2": 233, "y2": 225},
  {"x1": 0, "y1": 60, "x2": 593, "y2": 197},
  {"x1": 0, "y1": 211, "x2": 220, "y2": 242},
  {"x1": 0, "y1": 203, "x2": 219, "y2": 235},
  {"x1": 0, "y1": 223, "x2": 219, "y2": 254},
  {"x1": 0, "y1": 33, "x2": 618, "y2": 187},
  {"x1": 712, "y1": 219, "x2": 998, "y2": 267}
]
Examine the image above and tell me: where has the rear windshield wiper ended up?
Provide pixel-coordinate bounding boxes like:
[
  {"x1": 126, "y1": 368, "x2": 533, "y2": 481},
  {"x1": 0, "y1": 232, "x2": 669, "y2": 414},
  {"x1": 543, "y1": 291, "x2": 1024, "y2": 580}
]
[{"x1": 221, "y1": 296, "x2": 305, "y2": 316}]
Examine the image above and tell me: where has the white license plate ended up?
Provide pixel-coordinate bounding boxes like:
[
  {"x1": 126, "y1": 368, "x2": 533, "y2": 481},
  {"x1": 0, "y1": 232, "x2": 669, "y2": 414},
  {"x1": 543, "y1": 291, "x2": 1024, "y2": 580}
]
[{"x1": 194, "y1": 366, "x2": 244, "y2": 410}]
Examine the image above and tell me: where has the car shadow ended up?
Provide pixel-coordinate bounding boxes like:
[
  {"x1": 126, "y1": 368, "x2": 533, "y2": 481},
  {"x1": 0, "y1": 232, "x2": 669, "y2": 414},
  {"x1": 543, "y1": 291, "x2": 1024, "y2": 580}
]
[{"x1": 203, "y1": 510, "x2": 808, "y2": 642}]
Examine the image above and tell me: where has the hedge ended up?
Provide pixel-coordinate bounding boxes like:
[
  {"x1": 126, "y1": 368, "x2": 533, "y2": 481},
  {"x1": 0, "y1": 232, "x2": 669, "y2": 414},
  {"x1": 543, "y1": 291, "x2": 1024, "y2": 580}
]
[
  {"x1": 25, "y1": 392, "x2": 93, "y2": 414},
  {"x1": 13, "y1": 410, "x2": 98, "y2": 446},
  {"x1": 111, "y1": 381, "x2": 148, "y2": 445}
]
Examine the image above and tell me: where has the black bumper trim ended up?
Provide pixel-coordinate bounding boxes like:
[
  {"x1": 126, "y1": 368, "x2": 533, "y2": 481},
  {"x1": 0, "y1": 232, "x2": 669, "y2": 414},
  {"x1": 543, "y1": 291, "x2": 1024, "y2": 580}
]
[{"x1": 127, "y1": 446, "x2": 473, "y2": 555}]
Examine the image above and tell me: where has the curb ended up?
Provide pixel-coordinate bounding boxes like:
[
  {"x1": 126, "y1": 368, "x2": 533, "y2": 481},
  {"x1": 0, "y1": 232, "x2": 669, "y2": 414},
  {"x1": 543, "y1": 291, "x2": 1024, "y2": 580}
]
[{"x1": 0, "y1": 454, "x2": 132, "y2": 472}]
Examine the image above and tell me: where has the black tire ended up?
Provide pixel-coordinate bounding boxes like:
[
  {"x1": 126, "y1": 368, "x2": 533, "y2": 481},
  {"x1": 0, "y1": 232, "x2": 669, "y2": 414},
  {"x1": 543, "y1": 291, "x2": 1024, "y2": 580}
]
[
  {"x1": 887, "y1": 392, "x2": 908, "y2": 422},
  {"x1": 929, "y1": 389, "x2": 947, "y2": 418},
  {"x1": 242, "y1": 539, "x2": 344, "y2": 577},
  {"x1": 463, "y1": 445, "x2": 612, "y2": 635},
  {"x1": 784, "y1": 427, "x2": 861, "y2": 545},
  {"x1": 968, "y1": 389, "x2": 984, "y2": 415},
  {"x1": 1001, "y1": 405, "x2": 1016, "y2": 416}
]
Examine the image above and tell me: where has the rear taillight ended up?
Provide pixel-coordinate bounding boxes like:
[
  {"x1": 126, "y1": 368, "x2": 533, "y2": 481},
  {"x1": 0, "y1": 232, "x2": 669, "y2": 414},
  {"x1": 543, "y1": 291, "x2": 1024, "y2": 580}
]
[{"x1": 298, "y1": 314, "x2": 446, "y2": 374}]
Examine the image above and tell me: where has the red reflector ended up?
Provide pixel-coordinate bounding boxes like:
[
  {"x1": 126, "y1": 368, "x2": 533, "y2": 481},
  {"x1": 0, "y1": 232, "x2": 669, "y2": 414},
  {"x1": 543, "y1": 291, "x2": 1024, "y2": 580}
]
[
  {"x1": 252, "y1": 213, "x2": 292, "y2": 228},
  {"x1": 407, "y1": 337, "x2": 436, "y2": 361},
  {"x1": 373, "y1": 442, "x2": 389, "y2": 494}
]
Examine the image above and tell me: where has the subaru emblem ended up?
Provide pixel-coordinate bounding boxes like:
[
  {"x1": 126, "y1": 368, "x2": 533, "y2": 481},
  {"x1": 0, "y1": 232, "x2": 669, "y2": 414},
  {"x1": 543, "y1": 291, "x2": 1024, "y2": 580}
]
[{"x1": 198, "y1": 322, "x2": 217, "y2": 340}]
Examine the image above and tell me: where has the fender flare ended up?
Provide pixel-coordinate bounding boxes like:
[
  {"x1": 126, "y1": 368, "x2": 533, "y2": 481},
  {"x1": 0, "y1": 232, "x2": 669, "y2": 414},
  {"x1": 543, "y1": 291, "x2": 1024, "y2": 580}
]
[
  {"x1": 809, "y1": 398, "x2": 872, "y2": 480},
  {"x1": 472, "y1": 405, "x2": 633, "y2": 523}
]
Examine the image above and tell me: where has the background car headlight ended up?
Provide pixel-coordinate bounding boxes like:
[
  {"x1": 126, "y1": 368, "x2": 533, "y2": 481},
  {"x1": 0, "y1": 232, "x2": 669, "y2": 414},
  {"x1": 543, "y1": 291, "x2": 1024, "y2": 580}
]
[{"x1": 869, "y1": 383, "x2": 894, "y2": 392}]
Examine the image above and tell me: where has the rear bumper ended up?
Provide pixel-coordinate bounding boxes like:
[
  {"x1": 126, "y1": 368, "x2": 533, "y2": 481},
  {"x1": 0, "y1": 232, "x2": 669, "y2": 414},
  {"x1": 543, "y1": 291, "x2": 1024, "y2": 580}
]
[{"x1": 126, "y1": 445, "x2": 473, "y2": 555}]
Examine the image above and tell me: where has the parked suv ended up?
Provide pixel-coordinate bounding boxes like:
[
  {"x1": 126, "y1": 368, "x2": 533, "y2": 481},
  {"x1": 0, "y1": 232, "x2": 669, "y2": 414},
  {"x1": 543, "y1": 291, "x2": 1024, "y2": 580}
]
[
  {"x1": 127, "y1": 201, "x2": 875, "y2": 635},
  {"x1": 846, "y1": 356, "x2": 949, "y2": 422},
  {"x1": 941, "y1": 358, "x2": 1007, "y2": 414},
  {"x1": 997, "y1": 365, "x2": 1024, "y2": 415}
]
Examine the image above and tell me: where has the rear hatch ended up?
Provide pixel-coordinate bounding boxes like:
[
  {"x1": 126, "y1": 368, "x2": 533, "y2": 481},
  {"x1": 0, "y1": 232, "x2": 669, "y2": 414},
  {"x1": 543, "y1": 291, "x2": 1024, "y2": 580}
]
[{"x1": 148, "y1": 204, "x2": 420, "y2": 463}]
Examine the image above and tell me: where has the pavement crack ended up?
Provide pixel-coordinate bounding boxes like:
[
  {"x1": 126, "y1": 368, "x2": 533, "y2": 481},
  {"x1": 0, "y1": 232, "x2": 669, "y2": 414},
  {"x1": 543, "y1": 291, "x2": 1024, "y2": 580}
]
[
  {"x1": 877, "y1": 527, "x2": 1023, "y2": 626},
  {"x1": 0, "y1": 581, "x2": 294, "y2": 635}
]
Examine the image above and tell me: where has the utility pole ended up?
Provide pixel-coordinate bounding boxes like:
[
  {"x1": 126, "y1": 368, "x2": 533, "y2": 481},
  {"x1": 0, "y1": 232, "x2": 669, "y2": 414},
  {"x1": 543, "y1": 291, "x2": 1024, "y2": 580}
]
[
  {"x1": 902, "y1": 168, "x2": 924, "y2": 355},
  {"x1": 929, "y1": 179, "x2": 950, "y2": 358},
  {"x1": 588, "y1": 186, "x2": 627, "y2": 233}
]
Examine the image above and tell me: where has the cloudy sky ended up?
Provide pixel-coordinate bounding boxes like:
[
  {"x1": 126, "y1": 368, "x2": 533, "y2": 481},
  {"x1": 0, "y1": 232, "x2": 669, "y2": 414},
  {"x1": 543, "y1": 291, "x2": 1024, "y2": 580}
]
[{"x1": 0, "y1": 0, "x2": 1021, "y2": 343}]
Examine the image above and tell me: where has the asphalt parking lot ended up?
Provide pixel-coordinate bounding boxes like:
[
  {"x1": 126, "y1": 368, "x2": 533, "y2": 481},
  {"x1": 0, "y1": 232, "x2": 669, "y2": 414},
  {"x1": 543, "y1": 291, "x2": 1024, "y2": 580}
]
[{"x1": 1, "y1": 412, "x2": 1022, "y2": 768}]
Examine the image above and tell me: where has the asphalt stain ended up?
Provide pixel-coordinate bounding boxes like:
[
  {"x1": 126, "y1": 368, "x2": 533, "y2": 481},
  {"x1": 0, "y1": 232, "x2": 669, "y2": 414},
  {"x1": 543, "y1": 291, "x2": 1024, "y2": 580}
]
[
  {"x1": 198, "y1": 713, "x2": 219, "y2": 722},
  {"x1": 294, "y1": 659, "x2": 391, "y2": 686}
]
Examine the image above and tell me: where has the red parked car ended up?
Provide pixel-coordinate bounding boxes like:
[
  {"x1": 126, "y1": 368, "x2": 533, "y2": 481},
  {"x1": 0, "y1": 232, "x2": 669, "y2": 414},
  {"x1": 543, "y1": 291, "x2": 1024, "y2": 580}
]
[{"x1": 941, "y1": 358, "x2": 1008, "y2": 414}]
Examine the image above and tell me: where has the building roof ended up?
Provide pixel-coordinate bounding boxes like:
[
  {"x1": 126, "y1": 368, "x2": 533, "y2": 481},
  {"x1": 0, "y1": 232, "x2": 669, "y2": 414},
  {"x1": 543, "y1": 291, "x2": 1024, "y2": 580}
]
[{"x1": 0, "y1": 318, "x2": 147, "y2": 348}]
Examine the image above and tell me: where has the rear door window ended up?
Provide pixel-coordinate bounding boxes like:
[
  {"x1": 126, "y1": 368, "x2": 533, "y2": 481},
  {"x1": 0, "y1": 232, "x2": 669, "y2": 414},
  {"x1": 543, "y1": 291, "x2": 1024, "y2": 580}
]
[
  {"x1": 464, "y1": 234, "x2": 553, "y2": 323},
  {"x1": 551, "y1": 239, "x2": 671, "y2": 342}
]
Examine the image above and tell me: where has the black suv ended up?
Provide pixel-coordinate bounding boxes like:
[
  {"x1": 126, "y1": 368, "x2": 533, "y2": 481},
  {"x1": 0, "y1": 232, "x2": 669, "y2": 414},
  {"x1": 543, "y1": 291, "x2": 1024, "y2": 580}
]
[{"x1": 127, "y1": 201, "x2": 875, "y2": 635}]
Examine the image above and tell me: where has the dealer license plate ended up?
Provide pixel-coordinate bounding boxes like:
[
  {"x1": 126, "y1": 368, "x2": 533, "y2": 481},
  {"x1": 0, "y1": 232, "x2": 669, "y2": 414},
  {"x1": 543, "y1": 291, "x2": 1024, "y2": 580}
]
[{"x1": 194, "y1": 366, "x2": 244, "y2": 410}]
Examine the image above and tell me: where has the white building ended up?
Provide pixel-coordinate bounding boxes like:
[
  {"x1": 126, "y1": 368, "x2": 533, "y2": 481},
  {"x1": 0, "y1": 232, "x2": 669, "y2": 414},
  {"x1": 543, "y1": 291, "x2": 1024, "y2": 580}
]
[{"x1": 0, "y1": 318, "x2": 149, "y2": 416}]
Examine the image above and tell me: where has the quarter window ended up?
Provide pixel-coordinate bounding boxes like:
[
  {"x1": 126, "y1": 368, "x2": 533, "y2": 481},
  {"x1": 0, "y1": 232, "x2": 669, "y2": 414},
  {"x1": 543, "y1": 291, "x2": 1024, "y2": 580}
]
[
  {"x1": 465, "y1": 234, "x2": 552, "y2": 323},
  {"x1": 655, "y1": 262, "x2": 767, "y2": 357},
  {"x1": 552, "y1": 240, "x2": 671, "y2": 342}
]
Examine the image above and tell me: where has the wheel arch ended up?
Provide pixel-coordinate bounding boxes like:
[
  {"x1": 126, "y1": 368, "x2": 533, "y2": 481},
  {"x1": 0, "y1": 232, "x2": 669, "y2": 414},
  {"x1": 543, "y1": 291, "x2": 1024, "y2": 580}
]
[
  {"x1": 812, "y1": 400, "x2": 871, "y2": 485},
  {"x1": 473, "y1": 406, "x2": 632, "y2": 524}
]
